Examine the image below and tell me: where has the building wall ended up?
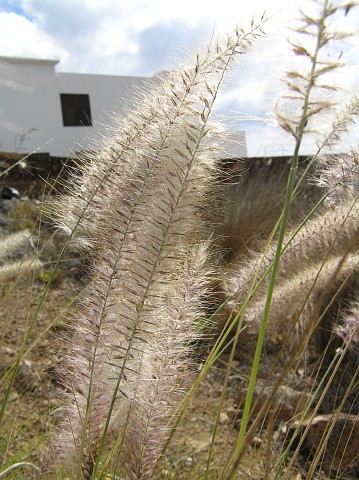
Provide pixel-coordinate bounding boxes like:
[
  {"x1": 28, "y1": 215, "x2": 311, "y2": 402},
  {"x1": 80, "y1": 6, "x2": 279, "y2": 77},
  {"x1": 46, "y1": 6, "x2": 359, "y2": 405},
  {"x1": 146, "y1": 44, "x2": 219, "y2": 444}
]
[
  {"x1": 54, "y1": 72, "x2": 152, "y2": 155},
  {"x1": 0, "y1": 56, "x2": 247, "y2": 158},
  {"x1": 0, "y1": 56, "x2": 151, "y2": 157},
  {"x1": 0, "y1": 58, "x2": 59, "y2": 154}
]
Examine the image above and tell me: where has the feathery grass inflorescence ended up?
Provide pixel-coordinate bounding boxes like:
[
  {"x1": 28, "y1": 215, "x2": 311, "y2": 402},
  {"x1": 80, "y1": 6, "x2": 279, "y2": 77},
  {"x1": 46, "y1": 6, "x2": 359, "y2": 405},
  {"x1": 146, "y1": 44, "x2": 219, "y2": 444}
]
[
  {"x1": 336, "y1": 300, "x2": 359, "y2": 358},
  {"x1": 241, "y1": 253, "x2": 359, "y2": 350},
  {"x1": 0, "y1": 258, "x2": 43, "y2": 285},
  {"x1": 218, "y1": 195, "x2": 359, "y2": 320},
  {"x1": 313, "y1": 149, "x2": 359, "y2": 371},
  {"x1": 46, "y1": 23, "x2": 265, "y2": 479},
  {"x1": 275, "y1": 0, "x2": 357, "y2": 144},
  {"x1": 54, "y1": 24, "x2": 262, "y2": 256},
  {"x1": 0, "y1": 229, "x2": 34, "y2": 266},
  {"x1": 313, "y1": 151, "x2": 359, "y2": 204},
  {"x1": 0, "y1": 230, "x2": 42, "y2": 307},
  {"x1": 316, "y1": 94, "x2": 359, "y2": 151}
]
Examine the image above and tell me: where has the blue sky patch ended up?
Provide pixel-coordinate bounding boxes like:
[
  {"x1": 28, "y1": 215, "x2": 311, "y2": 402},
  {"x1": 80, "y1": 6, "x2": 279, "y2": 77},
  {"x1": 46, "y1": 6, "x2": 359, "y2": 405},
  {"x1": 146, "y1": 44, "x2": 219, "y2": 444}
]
[{"x1": 0, "y1": 0, "x2": 34, "y2": 21}]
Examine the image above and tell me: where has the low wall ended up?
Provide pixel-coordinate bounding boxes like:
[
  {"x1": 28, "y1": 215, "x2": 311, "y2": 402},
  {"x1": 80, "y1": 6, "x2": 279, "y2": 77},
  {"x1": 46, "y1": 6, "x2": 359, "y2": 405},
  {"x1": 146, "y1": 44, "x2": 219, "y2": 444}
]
[{"x1": 0, "y1": 151, "x2": 311, "y2": 198}]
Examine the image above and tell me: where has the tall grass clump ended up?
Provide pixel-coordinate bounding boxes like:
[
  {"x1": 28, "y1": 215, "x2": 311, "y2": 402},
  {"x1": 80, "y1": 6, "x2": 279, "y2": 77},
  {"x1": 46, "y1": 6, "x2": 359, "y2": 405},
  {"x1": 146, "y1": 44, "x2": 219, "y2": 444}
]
[
  {"x1": 216, "y1": 1, "x2": 359, "y2": 478},
  {"x1": 1, "y1": 1, "x2": 358, "y2": 479},
  {"x1": 41, "y1": 21, "x2": 266, "y2": 480}
]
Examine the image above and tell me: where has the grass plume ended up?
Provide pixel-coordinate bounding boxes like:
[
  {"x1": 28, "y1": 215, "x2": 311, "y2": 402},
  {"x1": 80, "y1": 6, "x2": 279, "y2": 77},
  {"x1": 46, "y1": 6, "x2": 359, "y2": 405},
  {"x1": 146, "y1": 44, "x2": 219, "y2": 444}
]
[{"x1": 45, "y1": 22, "x2": 265, "y2": 479}]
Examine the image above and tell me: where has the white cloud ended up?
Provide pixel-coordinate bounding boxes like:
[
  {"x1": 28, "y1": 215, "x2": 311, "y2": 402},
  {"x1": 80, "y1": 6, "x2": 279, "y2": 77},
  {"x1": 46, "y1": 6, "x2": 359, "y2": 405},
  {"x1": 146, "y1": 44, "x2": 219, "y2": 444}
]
[
  {"x1": 0, "y1": 0, "x2": 305, "y2": 73},
  {"x1": 0, "y1": 11, "x2": 68, "y2": 60}
]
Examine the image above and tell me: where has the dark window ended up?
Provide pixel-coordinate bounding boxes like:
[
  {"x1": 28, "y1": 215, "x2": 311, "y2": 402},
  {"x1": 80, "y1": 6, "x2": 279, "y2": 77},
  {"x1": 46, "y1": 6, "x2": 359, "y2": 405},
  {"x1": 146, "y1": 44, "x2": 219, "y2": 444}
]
[{"x1": 60, "y1": 94, "x2": 92, "y2": 127}]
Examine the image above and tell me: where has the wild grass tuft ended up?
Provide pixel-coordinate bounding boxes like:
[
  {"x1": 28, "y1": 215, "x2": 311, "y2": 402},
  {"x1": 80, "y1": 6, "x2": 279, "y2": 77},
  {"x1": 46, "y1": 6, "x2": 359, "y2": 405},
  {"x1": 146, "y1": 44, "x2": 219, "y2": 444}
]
[
  {"x1": 43, "y1": 21, "x2": 265, "y2": 480},
  {"x1": 0, "y1": 1, "x2": 358, "y2": 479}
]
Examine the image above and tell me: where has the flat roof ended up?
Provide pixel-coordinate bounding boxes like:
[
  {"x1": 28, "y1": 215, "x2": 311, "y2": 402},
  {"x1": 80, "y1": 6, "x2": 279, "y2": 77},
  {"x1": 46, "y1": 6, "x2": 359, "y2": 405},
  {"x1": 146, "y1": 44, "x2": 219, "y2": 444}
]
[{"x1": 0, "y1": 56, "x2": 59, "y2": 66}]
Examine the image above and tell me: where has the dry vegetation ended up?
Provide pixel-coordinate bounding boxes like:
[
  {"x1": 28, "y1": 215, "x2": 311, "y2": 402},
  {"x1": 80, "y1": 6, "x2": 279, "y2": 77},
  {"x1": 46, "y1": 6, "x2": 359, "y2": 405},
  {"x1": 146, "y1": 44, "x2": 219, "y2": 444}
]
[{"x1": 1, "y1": 1, "x2": 359, "y2": 479}]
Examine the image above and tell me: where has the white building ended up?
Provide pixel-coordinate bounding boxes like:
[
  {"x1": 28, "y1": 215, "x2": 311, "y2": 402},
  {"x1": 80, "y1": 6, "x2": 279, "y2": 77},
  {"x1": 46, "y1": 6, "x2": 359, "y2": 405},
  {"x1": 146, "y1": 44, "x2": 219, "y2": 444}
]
[{"x1": 0, "y1": 56, "x2": 247, "y2": 158}]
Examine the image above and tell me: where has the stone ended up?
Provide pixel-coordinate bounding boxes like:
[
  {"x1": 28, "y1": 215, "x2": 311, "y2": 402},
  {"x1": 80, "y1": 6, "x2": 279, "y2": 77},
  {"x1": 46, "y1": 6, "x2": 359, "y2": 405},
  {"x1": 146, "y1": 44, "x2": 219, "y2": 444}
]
[
  {"x1": 251, "y1": 382, "x2": 313, "y2": 422},
  {"x1": 1, "y1": 187, "x2": 20, "y2": 200},
  {"x1": 251, "y1": 436, "x2": 262, "y2": 448},
  {"x1": 303, "y1": 413, "x2": 359, "y2": 475},
  {"x1": 14, "y1": 359, "x2": 40, "y2": 393},
  {"x1": 291, "y1": 413, "x2": 359, "y2": 476},
  {"x1": 0, "y1": 346, "x2": 16, "y2": 372},
  {"x1": 219, "y1": 412, "x2": 229, "y2": 424}
]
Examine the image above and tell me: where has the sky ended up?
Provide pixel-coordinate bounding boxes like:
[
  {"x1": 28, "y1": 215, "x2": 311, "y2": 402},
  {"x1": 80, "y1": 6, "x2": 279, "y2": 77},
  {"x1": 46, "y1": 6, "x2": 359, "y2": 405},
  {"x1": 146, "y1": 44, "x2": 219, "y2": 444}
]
[{"x1": 0, "y1": 0, "x2": 358, "y2": 156}]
